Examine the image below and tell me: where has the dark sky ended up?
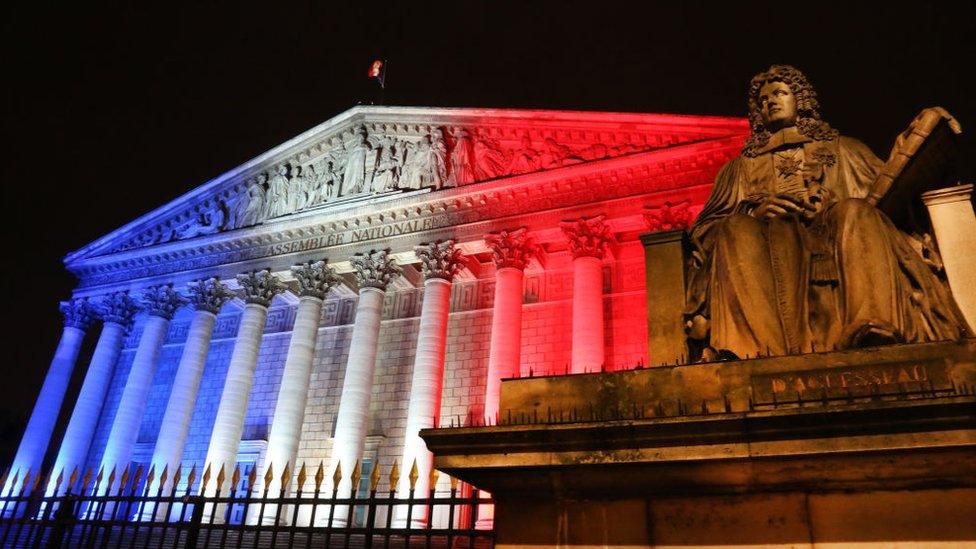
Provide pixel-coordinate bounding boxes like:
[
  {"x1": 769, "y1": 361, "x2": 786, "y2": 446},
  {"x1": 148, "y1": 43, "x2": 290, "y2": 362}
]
[{"x1": 1, "y1": 2, "x2": 974, "y2": 462}]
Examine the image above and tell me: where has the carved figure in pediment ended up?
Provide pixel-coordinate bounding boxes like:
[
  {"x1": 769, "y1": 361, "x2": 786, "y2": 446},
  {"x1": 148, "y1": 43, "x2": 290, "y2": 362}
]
[
  {"x1": 266, "y1": 164, "x2": 290, "y2": 218},
  {"x1": 323, "y1": 157, "x2": 342, "y2": 200},
  {"x1": 539, "y1": 138, "x2": 583, "y2": 169},
  {"x1": 303, "y1": 164, "x2": 326, "y2": 206},
  {"x1": 286, "y1": 164, "x2": 309, "y2": 212},
  {"x1": 340, "y1": 125, "x2": 372, "y2": 196},
  {"x1": 398, "y1": 140, "x2": 422, "y2": 190},
  {"x1": 370, "y1": 136, "x2": 400, "y2": 193},
  {"x1": 507, "y1": 135, "x2": 540, "y2": 175},
  {"x1": 448, "y1": 127, "x2": 475, "y2": 186},
  {"x1": 229, "y1": 175, "x2": 267, "y2": 229},
  {"x1": 473, "y1": 130, "x2": 509, "y2": 181},
  {"x1": 173, "y1": 202, "x2": 226, "y2": 240},
  {"x1": 402, "y1": 128, "x2": 449, "y2": 190}
]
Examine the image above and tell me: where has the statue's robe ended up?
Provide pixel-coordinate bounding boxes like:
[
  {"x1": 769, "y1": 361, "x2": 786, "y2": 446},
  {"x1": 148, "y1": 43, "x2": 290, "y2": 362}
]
[{"x1": 687, "y1": 126, "x2": 967, "y2": 358}]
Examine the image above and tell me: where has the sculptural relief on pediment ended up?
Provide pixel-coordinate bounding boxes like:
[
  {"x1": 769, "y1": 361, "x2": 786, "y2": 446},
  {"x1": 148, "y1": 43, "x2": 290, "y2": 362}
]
[{"x1": 106, "y1": 116, "x2": 730, "y2": 255}]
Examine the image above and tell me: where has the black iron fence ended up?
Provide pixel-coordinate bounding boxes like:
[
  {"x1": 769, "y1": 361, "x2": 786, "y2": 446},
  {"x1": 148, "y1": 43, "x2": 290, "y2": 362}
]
[{"x1": 0, "y1": 460, "x2": 494, "y2": 549}]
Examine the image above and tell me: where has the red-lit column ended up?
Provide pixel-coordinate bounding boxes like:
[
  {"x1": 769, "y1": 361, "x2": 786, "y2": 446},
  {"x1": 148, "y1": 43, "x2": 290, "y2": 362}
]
[
  {"x1": 561, "y1": 215, "x2": 614, "y2": 374},
  {"x1": 396, "y1": 241, "x2": 464, "y2": 527},
  {"x1": 484, "y1": 228, "x2": 535, "y2": 422}
]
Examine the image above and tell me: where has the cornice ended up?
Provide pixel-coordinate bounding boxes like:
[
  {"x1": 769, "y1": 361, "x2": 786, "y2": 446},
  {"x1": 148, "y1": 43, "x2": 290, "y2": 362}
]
[{"x1": 66, "y1": 134, "x2": 745, "y2": 292}]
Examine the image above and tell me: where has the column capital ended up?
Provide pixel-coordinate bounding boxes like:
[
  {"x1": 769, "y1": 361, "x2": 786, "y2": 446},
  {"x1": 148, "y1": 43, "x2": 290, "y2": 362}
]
[
  {"x1": 59, "y1": 298, "x2": 95, "y2": 330},
  {"x1": 188, "y1": 277, "x2": 235, "y2": 314},
  {"x1": 352, "y1": 249, "x2": 401, "y2": 291},
  {"x1": 236, "y1": 269, "x2": 287, "y2": 307},
  {"x1": 140, "y1": 284, "x2": 187, "y2": 320},
  {"x1": 642, "y1": 200, "x2": 695, "y2": 232},
  {"x1": 291, "y1": 260, "x2": 342, "y2": 299},
  {"x1": 485, "y1": 227, "x2": 536, "y2": 271},
  {"x1": 560, "y1": 215, "x2": 614, "y2": 259},
  {"x1": 415, "y1": 240, "x2": 464, "y2": 282},
  {"x1": 96, "y1": 291, "x2": 139, "y2": 327}
]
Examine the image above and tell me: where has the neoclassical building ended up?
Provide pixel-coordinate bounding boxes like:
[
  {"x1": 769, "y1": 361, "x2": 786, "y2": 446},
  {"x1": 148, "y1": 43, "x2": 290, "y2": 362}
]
[{"x1": 10, "y1": 106, "x2": 751, "y2": 513}]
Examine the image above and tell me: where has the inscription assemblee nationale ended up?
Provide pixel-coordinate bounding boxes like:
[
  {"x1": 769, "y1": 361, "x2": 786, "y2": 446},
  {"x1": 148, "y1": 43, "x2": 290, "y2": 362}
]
[{"x1": 265, "y1": 216, "x2": 442, "y2": 256}]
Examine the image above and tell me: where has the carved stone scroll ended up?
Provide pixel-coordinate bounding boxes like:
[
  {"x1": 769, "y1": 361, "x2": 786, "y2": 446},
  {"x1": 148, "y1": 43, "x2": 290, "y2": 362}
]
[
  {"x1": 560, "y1": 215, "x2": 614, "y2": 259},
  {"x1": 236, "y1": 269, "x2": 287, "y2": 307},
  {"x1": 97, "y1": 291, "x2": 139, "y2": 326},
  {"x1": 141, "y1": 284, "x2": 188, "y2": 320},
  {"x1": 352, "y1": 249, "x2": 402, "y2": 291},
  {"x1": 60, "y1": 298, "x2": 95, "y2": 330},
  {"x1": 415, "y1": 240, "x2": 464, "y2": 282},
  {"x1": 187, "y1": 277, "x2": 235, "y2": 314},
  {"x1": 291, "y1": 260, "x2": 343, "y2": 300},
  {"x1": 485, "y1": 227, "x2": 537, "y2": 271}
]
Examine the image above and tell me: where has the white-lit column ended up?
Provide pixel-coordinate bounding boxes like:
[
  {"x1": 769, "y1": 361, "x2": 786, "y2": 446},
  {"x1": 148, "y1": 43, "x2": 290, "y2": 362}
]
[
  {"x1": 148, "y1": 278, "x2": 233, "y2": 495},
  {"x1": 484, "y1": 228, "x2": 535, "y2": 421},
  {"x1": 50, "y1": 291, "x2": 137, "y2": 494},
  {"x1": 922, "y1": 184, "x2": 976, "y2": 330},
  {"x1": 99, "y1": 285, "x2": 185, "y2": 485},
  {"x1": 203, "y1": 269, "x2": 285, "y2": 508},
  {"x1": 561, "y1": 215, "x2": 613, "y2": 374},
  {"x1": 8, "y1": 299, "x2": 93, "y2": 493},
  {"x1": 395, "y1": 241, "x2": 463, "y2": 527},
  {"x1": 260, "y1": 260, "x2": 340, "y2": 524},
  {"x1": 328, "y1": 249, "x2": 400, "y2": 525}
]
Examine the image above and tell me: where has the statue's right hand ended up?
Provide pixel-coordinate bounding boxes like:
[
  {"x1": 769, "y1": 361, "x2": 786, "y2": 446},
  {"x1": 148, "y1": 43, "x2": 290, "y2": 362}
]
[{"x1": 751, "y1": 195, "x2": 807, "y2": 219}]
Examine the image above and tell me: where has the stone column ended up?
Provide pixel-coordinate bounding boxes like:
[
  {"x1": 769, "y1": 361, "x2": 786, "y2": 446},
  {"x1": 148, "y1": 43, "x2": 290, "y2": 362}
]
[
  {"x1": 8, "y1": 299, "x2": 94, "y2": 491},
  {"x1": 260, "y1": 260, "x2": 341, "y2": 524},
  {"x1": 484, "y1": 228, "x2": 535, "y2": 421},
  {"x1": 395, "y1": 241, "x2": 464, "y2": 527},
  {"x1": 148, "y1": 278, "x2": 233, "y2": 495},
  {"x1": 203, "y1": 269, "x2": 285, "y2": 504},
  {"x1": 922, "y1": 183, "x2": 976, "y2": 330},
  {"x1": 328, "y1": 249, "x2": 400, "y2": 523},
  {"x1": 561, "y1": 215, "x2": 614, "y2": 374},
  {"x1": 50, "y1": 291, "x2": 137, "y2": 494},
  {"x1": 98, "y1": 285, "x2": 185, "y2": 483}
]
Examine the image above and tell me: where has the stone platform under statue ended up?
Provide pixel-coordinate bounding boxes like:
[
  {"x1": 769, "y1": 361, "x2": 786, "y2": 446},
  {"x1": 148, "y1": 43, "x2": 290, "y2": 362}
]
[{"x1": 422, "y1": 339, "x2": 976, "y2": 547}]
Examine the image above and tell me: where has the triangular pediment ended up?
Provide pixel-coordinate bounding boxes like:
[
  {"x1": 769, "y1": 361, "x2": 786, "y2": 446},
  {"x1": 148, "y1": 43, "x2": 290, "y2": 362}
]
[{"x1": 67, "y1": 105, "x2": 748, "y2": 263}]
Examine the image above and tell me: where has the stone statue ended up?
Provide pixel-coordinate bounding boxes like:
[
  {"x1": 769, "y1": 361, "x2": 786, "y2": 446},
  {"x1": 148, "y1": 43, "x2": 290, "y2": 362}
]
[
  {"x1": 286, "y1": 164, "x2": 309, "y2": 213},
  {"x1": 448, "y1": 127, "x2": 475, "y2": 186},
  {"x1": 341, "y1": 125, "x2": 372, "y2": 196},
  {"x1": 370, "y1": 136, "x2": 400, "y2": 193},
  {"x1": 507, "y1": 135, "x2": 540, "y2": 175},
  {"x1": 400, "y1": 129, "x2": 449, "y2": 190},
  {"x1": 303, "y1": 164, "x2": 326, "y2": 207},
  {"x1": 473, "y1": 130, "x2": 508, "y2": 181},
  {"x1": 231, "y1": 175, "x2": 267, "y2": 228},
  {"x1": 685, "y1": 65, "x2": 967, "y2": 360},
  {"x1": 266, "y1": 164, "x2": 290, "y2": 218}
]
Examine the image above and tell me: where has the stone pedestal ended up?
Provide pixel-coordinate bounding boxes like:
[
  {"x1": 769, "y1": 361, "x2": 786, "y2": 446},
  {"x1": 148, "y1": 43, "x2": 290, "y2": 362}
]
[
  {"x1": 423, "y1": 339, "x2": 976, "y2": 548},
  {"x1": 922, "y1": 183, "x2": 976, "y2": 331},
  {"x1": 640, "y1": 229, "x2": 689, "y2": 366}
]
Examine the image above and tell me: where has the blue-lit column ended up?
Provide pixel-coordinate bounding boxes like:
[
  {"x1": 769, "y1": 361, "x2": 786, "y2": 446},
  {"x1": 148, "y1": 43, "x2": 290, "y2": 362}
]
[
  {"x1": 98, "y1": 284, "x2": 185, "y2": 486},
  {"x1": 260, "y1": 260, "x2": 340, "y2": 524},
  {"x1": 7, "y1": 299, "x2": 94, "y2": 491},
  {"x1": 49, "y1": 291, "x2": 137, "y2": 494},
  {"x1": 203, "y1": 269, "x2": 285, "y2": 512},
  {"x1": 148, "y1": 278, "x2": 233, "y2": 496}
]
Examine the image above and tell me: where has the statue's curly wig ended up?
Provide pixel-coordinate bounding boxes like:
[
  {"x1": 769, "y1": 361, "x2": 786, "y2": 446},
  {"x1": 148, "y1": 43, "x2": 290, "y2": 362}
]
[{"x1": 742, "y1": 65, "x2": 838, "y2": 157}]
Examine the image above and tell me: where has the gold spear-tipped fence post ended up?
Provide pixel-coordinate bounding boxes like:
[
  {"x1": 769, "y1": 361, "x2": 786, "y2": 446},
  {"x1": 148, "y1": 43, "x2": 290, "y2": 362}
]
[
  {"x1": 369, "y1": 460, "x2": 381, "y2": 493},
  {"x1": 388, "y1": 460, "x2": 400, "y2": 495},
  {"x1": 199, "y1": 463, "x2": 211, "y2": 496}
]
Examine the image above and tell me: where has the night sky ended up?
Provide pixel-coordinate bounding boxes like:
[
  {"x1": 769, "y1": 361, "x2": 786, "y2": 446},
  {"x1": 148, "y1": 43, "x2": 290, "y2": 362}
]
[{"x1": 1, "y1": 2, "x2": 974, "y2": 463}]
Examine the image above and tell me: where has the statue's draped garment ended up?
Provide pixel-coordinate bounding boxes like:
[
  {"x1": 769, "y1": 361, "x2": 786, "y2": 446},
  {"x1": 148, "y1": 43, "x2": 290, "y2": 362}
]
[{"x1": 687, "y1": 127, "x2": 966, "y2": 358}]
